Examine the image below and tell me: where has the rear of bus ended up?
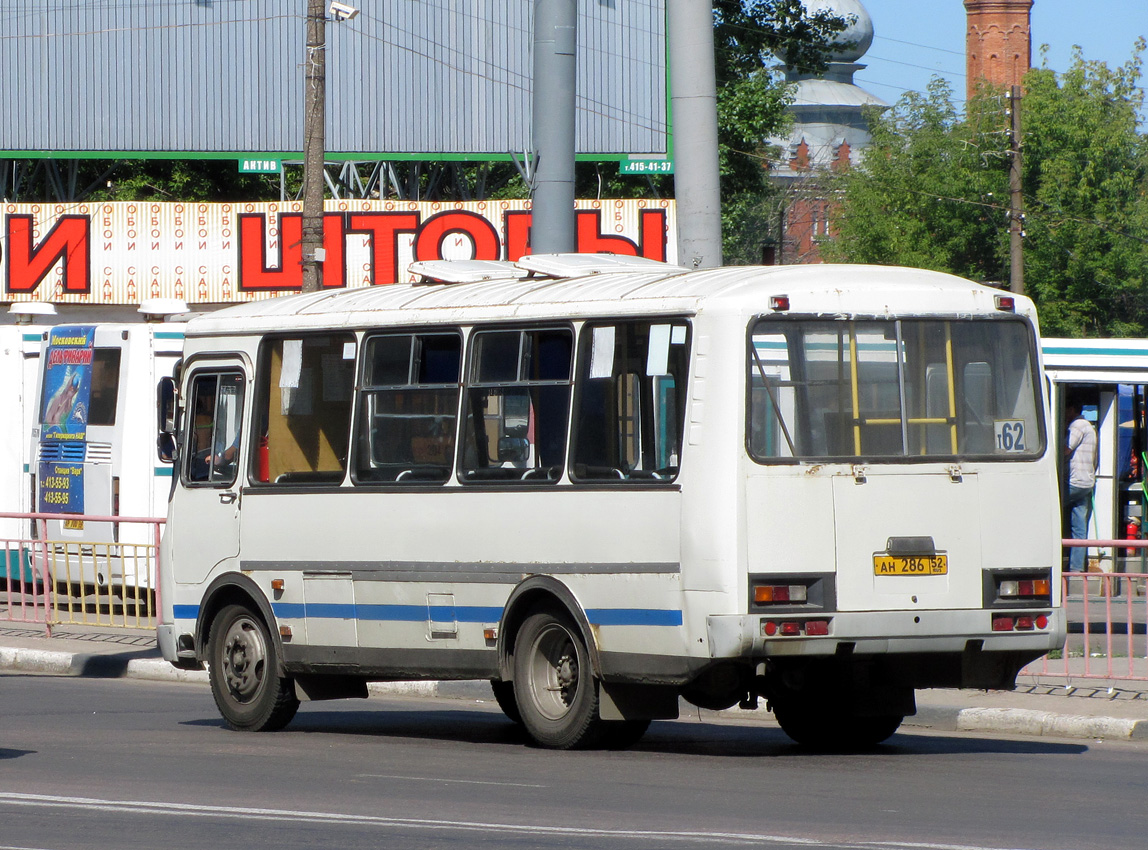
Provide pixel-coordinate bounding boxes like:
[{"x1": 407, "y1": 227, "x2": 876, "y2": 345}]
[
  {"x1": 32, "y1": 324, "x2": 179, "y2": 592},
  {"x1": 721, "y1": 270, "x2": 1063, "y2": 745}
]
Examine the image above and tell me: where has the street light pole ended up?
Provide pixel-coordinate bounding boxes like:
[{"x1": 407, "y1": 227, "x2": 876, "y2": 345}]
[{"x1": 301, "y1": 0, "x2": 326, "y2": 294}]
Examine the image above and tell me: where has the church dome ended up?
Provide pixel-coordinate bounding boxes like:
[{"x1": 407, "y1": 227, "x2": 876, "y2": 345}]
[{"x1": 794, "y1": 0, "x2": 874, "y2": 64}]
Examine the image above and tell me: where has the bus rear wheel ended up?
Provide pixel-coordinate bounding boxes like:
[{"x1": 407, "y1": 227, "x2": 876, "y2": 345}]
[
  {"x1": 772, "y1": 700, "x2": 902, "y2": 750},
  {"x1": 513, "y1": 610, "x2": 601, "y2": 749},
  {"x1": 209, "y1": 604, "x2": 299, "y2": 732}
]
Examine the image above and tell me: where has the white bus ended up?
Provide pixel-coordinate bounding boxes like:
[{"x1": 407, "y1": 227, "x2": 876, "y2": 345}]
[
  {"x1": 1042, "y1": 338, "x2": 1148, "y2": 571},
  {"x1": 0, "y1": 323, "x2": 52, "y2": 583},
  {"x1": 32, "y1": 322, "x2": 184, "y2": 590},
  {"x1": 156, "y1": 257, "x2": 1064, "y2": 749}
]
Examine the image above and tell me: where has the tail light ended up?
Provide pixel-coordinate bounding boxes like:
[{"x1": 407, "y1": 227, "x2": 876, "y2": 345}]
[{"x1": 754, "y1": 583, "x2": 808, "y2": 605}]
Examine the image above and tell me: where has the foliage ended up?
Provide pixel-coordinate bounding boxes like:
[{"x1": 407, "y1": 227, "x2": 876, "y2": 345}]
[
  {"x1": 1021, "y1": 45, "x2": 1148, "y2": 337},
  {"x1": 826, "y1": 43, "x2": 1148, "y2": 338},
  {"x1": 712, "y1": 1, "x2": 849, "y2": 262},
  {"x1": 823, "y1": 78, "x2": 1011, "y2": 281}
]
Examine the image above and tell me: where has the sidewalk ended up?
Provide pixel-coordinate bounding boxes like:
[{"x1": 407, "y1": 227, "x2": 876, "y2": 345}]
[{"x1": 2, "y1": 624, "x2": 1146, "y2": 742}]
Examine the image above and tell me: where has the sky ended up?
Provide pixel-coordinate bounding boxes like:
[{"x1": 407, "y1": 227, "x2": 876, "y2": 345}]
[{"x1": 850, "y1": 0, "x2": 1148, "y2": 108}]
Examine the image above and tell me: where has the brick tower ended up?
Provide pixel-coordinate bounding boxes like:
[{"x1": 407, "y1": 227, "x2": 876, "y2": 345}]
[{"x1": 964, "y1": 0, "x2": 1033, "y2": 99}]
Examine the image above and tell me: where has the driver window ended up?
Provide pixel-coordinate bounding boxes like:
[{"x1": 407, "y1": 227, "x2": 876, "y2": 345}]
[{"x1": 186, "y1": 372, "x2": 245, "y2": 485}]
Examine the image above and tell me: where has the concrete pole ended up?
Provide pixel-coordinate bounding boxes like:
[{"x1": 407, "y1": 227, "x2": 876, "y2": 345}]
[
  {"x1": 1008, "y1": 85, "x2": 1025, "y2": 296},
  {"x1": 531, "y1": 0, "x2": 578, "y2": 254},
  {"x1": 301, "y1": 0, "x2": 326, "y2": 293},
  {"x1": 667, "y1": 0, "x2": 723, "y2": 269}
]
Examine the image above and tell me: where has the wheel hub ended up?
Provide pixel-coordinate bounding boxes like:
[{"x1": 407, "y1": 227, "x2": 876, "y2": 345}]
[{"x1": 221, "y1": 620, "x2": 265, "y2": 701}]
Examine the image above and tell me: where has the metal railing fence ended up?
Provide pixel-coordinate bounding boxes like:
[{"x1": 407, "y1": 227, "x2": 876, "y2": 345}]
[{"x1": 0, "y1": 512, "x2": 164, "y2": 633}]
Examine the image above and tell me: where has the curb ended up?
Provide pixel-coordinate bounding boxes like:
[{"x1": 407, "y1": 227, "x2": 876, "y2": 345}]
[
  {"x1": 3, "y1": 647, "x2": 1146, "y2": 742},
  {"x1": 955, "y1": 707, "x2": 1148, "y2": 741}
]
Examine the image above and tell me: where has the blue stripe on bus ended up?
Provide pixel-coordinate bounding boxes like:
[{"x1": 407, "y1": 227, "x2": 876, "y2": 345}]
[
  {"x1": 155, "y1": 467, "x2": 174, "y2": 477},
  {"x1": 154, "y1": 331, "x2": 186, "y2": 340},
  {"x1": 586, "y1": 608, "x2": 683, "y2": 627},
  {"x1": 176, "y1": 602, "x2": 683, "y2": 628}
]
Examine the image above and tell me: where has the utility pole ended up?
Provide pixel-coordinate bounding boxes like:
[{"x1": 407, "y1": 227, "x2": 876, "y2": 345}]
[
  {"x1": 530, "y1": 0, "x2": 578, "y2": 254},
  {"x1": 667, "y1": 0, "x2": 722, "y2": 269},
  {"x1": 1008, "y1": 85, "x2": 1024, "y2": 296},
  {"x1": 301, "y1": 0, "x2": 326, "y2": 293}
]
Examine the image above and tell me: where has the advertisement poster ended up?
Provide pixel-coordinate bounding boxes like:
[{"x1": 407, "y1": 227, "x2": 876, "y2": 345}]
[
  {"x1": 37, "y1": 325, "x2": 95, "y2": 514},
  {"x1": 1, "y1": 200, "x2": 675, "y2": 306}
]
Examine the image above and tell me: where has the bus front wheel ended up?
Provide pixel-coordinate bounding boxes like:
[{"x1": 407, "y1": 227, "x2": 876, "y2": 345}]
[
  {"x1": 513, "y1": 610, "x2": 601, "y2": 749},
  {"x1": 208, "y1": 604, "x2": 299, "y2": 732}
]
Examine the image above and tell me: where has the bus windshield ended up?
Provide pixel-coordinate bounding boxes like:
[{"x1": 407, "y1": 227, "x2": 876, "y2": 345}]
[{"x1": 748, "y1": 317, "x2": 1043, "y2": 462}]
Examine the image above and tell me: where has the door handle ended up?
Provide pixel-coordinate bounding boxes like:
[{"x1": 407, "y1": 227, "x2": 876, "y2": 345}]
[{"x1": 219, "y1": 491, "x2": 238, "y2": 504}]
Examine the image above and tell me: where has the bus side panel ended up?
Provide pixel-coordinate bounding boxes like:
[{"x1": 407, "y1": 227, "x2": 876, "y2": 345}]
[{"x1": 229, "y1": 488, "x2": 692, "y2": 677}]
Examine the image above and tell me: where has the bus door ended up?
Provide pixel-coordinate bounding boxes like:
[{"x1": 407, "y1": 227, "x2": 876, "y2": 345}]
[{"x1": 172, "y1": 363, "x2": 246, "y2": 584}]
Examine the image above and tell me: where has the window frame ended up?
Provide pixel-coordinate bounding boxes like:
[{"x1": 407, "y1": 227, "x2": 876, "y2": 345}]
[
  {"x1": 250, "y1": 331, "x2": 358, "y2": 487},
  {"x1": 745, "y1": 313, "x2": 1048, "y2": 465},
  {"x1": 567, "y1": 317, "x2": 691, "y2": 485},
  {"x1": 181, "y1": 368, "x2": 246, "y2": 488},
  {"x1": 457, "y1": 323, "x2": 575, "y2": 485},
  {"x1": 350, "y1": 328, "x2": 464, "y2": 486}
]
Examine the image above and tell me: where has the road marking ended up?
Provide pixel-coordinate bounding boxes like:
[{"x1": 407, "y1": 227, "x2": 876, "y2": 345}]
[
  {"x1": 355, "y1": 773, "x2": 547, "y2": 788},
  {"x1": 0, "y1": 792, "x2": 1049, "y2": 850}
]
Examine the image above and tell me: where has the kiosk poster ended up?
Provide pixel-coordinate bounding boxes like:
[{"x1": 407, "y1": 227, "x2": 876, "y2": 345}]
[{"x1": 37, "y1": 325, "x2": 95, "y2": 514}]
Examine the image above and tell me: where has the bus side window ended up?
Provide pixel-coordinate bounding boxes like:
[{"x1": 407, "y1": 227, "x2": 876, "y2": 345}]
[
  {"x1": 255, "y1": 335, "x2": 356, "y2": 485},
  {"x1": 354, "y1": 332, "x2": 461, "y2": 484},
  {"x1": 460, "y1": 327, "x2": 572, "y2": 483},
  {"x1": 88, "y1": 348, "x2": 122, "y2": 426},
  {"x1": 570, "y1": 321, "x2": 689, "y2": 481},
  {"x1": 185, "y1": 372, "x2": 244, "y2": 486}
]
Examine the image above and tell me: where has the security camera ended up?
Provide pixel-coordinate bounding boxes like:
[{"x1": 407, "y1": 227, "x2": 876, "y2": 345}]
[{"x1": 328, "y1": 1, "x2": 359, "y2": 21}]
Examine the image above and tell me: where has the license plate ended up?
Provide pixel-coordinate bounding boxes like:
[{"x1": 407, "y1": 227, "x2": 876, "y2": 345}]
[
  {"x1": 874, "y1": 554, "x2": 947, "y2": 576},
  {"x1": 63, "y1": 519, "x2": 84, "y2": 530}
]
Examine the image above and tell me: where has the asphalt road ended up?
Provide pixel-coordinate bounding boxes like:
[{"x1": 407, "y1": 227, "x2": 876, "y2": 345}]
[{"x1": 1, "y1": 673, "x2": 1146, "y2": 850}]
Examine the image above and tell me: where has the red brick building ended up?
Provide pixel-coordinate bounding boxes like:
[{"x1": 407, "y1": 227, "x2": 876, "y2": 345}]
[{"x1": 964, "y1": 0, "x2": 1034, "y2": 98}]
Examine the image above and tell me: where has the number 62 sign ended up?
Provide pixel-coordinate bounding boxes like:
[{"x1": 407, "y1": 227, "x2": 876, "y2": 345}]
[{"x1": 994, "y1": 419, "x2": 1027, "y2": 452}]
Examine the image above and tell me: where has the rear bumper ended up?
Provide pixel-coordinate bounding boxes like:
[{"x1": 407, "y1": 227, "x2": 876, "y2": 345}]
[{"x1": 707, "y1": 607, "x2": 1066, "y2": 659}]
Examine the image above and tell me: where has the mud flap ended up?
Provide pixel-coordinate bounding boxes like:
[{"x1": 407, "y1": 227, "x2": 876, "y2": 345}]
[{"x1": 599, "y1": 682, "x2": 680, "y2": 721}]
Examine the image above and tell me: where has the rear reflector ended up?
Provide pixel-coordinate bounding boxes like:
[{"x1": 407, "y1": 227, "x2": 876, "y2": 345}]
[
  {"x1": 761, "y1": 619, "x2": 831, "y2": 637},
  {"x1": 992, "y1": 617, "x2": 1015, "y2": 632},
  {"x1": 995, "y1": 294, "x2": 1016, "y2": 311}
]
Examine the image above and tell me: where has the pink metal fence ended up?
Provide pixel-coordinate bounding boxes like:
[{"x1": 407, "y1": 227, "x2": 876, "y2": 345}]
[
  {"x1": 0, "y1": 512, "x2": 164, "y2": 634},
  {"x1": 1020, "y1": 539, "x2": 1148, "y2": 682}
]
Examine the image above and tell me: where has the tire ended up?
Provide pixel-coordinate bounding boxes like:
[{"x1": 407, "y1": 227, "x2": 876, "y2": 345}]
[
  {"x1": 513, "y1": 609, "x2": 602, "y2": 749},
  {"x1": 773, "y1": 700, "x2": 902, "y2": 750},
  {"x1": 490, "y1": 679, "x2": 522, "y2": 725},
  {"x1": 208, "y1": 604, "x2": 299, "y2": 732},
  {"x1": 599, "y1": 719, "x2": 651, "y2": 750}
]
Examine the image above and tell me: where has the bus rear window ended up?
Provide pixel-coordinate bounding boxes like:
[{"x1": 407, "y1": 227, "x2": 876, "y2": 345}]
[{"x1": 748, "y1": 317, "x2": 1044, "y2": 462}]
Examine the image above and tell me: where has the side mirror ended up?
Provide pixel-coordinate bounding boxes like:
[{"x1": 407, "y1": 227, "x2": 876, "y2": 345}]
[
  {"x1": 158, "y1": 377, "x2": 177, "y2": 434},
  {"x1": 157, "y1": 432, "x2": 177, "y2": 464},
  {"x1": 157, "y1": 377, "x2": 179, "y2": 462}
]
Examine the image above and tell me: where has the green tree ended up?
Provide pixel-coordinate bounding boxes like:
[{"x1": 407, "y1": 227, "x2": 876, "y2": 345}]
[
  {"x1": 823, "y1": 78, "x2": 1011, "y2": 280},
  {"x1": 1022, "y1": 46, "x2": 1148, "y2": 337},
  {"x1": 826, "y1": 44, "x2": 1148, "y2": 338}
]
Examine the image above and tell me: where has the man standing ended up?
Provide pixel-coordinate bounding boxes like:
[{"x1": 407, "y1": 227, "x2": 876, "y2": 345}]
[{"x1": 1065, "y1": 394, "x2": 1098, "y2": 572}]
